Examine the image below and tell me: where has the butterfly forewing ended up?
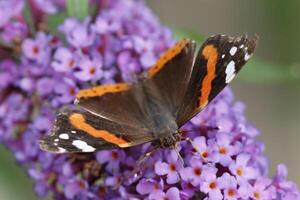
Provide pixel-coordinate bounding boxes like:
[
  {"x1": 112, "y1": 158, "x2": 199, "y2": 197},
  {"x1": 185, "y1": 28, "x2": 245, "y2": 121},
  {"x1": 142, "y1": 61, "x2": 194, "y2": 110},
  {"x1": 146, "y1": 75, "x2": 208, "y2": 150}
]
[
  {"x1": 145, "y1": 39, "x2": 196, "y2": 118},
  {"x1": 176, "y1": 35, "x2": 258, "y2": 127}
]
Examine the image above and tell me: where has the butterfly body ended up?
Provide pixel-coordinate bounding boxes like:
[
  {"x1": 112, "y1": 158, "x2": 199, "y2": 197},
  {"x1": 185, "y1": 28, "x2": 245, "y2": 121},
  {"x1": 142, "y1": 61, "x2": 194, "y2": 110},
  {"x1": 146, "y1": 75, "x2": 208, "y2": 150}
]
[{"x1": 40, "y1": 35, "x2": 258, "y2": 153}]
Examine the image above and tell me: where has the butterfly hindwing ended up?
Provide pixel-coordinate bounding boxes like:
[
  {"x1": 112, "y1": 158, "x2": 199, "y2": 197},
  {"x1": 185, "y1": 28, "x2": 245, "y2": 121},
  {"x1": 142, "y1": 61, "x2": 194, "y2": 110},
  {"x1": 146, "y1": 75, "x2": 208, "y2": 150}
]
[
  {"x1": 176, "y1": 35, "x2": 258, "y2": 126},
  {"x1": 40, "y1": 110, "x2": 154, "y2": 153},
  {"x1": 75, "y1": 82, "x2": 153, "y2": 130}
]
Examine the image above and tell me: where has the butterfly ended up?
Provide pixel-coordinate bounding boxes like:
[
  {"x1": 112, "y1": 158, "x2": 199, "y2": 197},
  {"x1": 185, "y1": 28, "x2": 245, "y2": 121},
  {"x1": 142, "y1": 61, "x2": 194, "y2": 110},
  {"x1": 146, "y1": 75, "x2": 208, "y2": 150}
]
[{"x1": 40, "y1": 34, "x2": 258, "y2": 153}]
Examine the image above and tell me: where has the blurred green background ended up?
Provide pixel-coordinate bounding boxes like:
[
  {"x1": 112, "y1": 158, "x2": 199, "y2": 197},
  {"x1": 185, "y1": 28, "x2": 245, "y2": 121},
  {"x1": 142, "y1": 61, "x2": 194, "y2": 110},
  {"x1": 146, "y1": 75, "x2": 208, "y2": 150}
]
[{"x1": 1, "y1": 0, "x2": 300, "y2": 199}]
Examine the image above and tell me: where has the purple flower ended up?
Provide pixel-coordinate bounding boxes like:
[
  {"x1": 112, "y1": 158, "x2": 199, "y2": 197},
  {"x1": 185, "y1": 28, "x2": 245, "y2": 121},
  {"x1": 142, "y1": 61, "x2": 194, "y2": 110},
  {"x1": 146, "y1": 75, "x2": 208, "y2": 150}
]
[
  {"x1": 1, "y1": 21, "x2": 28, "y2": 43},
  {"x1": 199, "y1": 165, "x2": 224, "y2": 200},
  {"x1": 64, "y1": 179, "x2": 88, "y2": 199},
  {"x1": 0, "y1": 0, "x2": 24, "y2": 28},
  {"x1": 0, "y1": 59, "x2": 19, "y2": 89},
  {"x1": 193, "y1": 136, "x2": 214, "y2": 161},
  {"x1": 96, "y1": 150, "x2": 125, "y2": 173},
  {"x1": 93, "y1": 16, "x2": 121, "y2": 34},
  {"x1": 154, "y1": 150, "x2": 183, "y2": 184},
  {"x1": 74, "y1": 56, "x2": 103, "y2": 81},
  {"x1": 22, "y1": 32, "x2": 51, "y2": 65},
  {"x1": 180, "y1": 157, "x2": 206, "y2": 186},
  {"x1": 136, "y1": 178, "x2": 164, "y2": 195},
  {"x1": 52, "y1": 47, "x2": 76, "y2": 72},
  {"x1": 149, "y1": 187, "x2": 180, "y2": 200},
  {"x1": 32, "y1": 0, "x2": 65, "y2": 14},
  {"x1": 249, "y1": 178, "x2": 276, "y2": 200},
  {"x1": 229, "y1": 153, "x2": 258, "y2": 182},
  {"x1": 211, "y1": 133, "x2": 241, "y2": 166},
  {"x1": 60, "y1": 18, "x2": 95, "y2": 48},
  {"x1": 53, "y1": 78, "x2": 78, "y2": 105},
  {"x1": 220, "y1": 173, "x2": 241, "y2": 200}
]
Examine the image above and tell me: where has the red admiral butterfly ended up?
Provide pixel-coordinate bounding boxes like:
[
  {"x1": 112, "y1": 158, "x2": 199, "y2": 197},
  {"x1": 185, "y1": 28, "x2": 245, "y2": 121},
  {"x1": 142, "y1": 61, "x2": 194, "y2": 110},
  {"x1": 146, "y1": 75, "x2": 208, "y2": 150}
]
[{"x1": 40, "y1": 34, "x2": 258, "y2": 153}]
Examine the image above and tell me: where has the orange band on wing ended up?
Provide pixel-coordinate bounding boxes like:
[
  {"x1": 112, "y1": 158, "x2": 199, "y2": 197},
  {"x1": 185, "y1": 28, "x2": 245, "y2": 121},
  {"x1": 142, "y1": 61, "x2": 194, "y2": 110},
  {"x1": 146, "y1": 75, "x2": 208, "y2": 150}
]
[
  {"x1": 148, "y1": 38, "x2": 191, "y2": 77},
  {"x1": 76, "y1": 83, "x2": 129, "y2": 99},
  {"x1": 69, "y1": 113, "x2": 130, "y2": 147},
  {"x1": 198, "y1": 45, "x2": 218, "y2": 109}
]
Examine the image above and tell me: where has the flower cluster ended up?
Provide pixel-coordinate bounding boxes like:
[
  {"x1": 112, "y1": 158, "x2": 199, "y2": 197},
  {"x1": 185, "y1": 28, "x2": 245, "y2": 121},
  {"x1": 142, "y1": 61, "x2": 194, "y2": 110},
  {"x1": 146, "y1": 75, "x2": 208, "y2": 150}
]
[{"x1": 0, "y1": 0, "x2": 299, "y2": 199}]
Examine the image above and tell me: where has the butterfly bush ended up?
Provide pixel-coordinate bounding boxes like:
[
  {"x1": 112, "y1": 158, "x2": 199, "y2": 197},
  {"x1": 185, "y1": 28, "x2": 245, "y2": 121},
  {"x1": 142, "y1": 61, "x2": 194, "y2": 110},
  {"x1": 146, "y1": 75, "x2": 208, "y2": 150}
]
[{"x1": 0, "y1": 0, "x2": 299, "y2": 199}]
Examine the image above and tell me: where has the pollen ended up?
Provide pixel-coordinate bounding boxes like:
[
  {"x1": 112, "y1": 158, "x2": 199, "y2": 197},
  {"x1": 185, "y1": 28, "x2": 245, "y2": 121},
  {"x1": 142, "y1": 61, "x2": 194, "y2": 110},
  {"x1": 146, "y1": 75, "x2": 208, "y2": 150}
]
[
  {"x1": 254, "y1": 191, "x2": 261, "y2": 199},
  {"x1": 201, "y1": 151, "x2": 208, "y2": 158},
  {"x1": 32, "y1": 46, "x2": 39, "y2": 54},
  {"x1": 228, "y1": 189, "x2": 235, "y2": 196},
  {"x1": 194, "y1": 167, "x2": 202, "y2": 176},
  {"x1": 111, "y1": 151, "x2": 119, "y2": 160},
  {"x1": 236, "y1": 167, "x2": 243, "y2": 176},
  {"x1": 169, "y1": 163, "x2": 177, "y2": 171},
  {"x1": 89, "y1": 67, "x2": 96, "y2": 75},
  {"x1": 219, "y1": 147, "x2": 227, "y2": 154},
  {"x1": 209, "y1": 181, "x2": 217, "y2": 189}
]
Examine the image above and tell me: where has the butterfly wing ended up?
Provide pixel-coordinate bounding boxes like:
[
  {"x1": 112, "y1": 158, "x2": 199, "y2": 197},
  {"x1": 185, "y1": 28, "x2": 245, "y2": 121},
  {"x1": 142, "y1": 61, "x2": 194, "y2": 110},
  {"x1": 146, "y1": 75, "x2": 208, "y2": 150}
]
[
  {"x1": 39, "y1": 109, "x2": 153, "y2": 153},
  {"x1": 176, "y1": 34, "x2": 258, "y2": 127},
  {"x1": 75, "y1": 39, "x2": 196, "y2": 132},
  {"x1": 75, "y1": 82, "x2": 153, "y2": 130},
  {"x1": 144, "y1": 39, "x2": 197, "y2": 118}
]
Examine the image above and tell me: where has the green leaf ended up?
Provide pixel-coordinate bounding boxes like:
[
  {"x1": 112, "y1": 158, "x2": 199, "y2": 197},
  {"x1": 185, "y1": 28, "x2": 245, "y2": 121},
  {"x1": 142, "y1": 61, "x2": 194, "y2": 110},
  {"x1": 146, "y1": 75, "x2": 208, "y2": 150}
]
[
  {"x1": 46, "y1": 12, "x2": 68, "y2": 35},
  {"x1": 66, "y1": 0, "x2": 89, "y2": 20},
  {"x1": 240, "y1": 58, "x2": 300, "y2": 83},
  {"x1": 23, "y1": 0, "x2": 35, "y2": 33},
  {"x1": 173, "y1": 29, "x2": 300, "y2": 83},
  {"x1": 173, "y1": 28, "x2": 205, "y2": 44}
]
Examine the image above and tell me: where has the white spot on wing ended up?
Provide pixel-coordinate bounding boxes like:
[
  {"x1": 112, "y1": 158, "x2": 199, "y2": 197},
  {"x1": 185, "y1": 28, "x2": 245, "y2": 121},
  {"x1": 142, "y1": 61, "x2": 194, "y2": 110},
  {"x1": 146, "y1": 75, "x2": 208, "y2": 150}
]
[
  {"x1": 54, "y1": 139, "x2": 59, "y2": 142},
  {"x1": 72, "y1": 140, "x2": 96, "y2": 152},
  {"x1": 222, "y1": 54, "x2": 225, "y2": 59},
  {"x1": 59, "y1": 133, "x2": 69, "y2": 140},
  {"x1": 230, "y1": 46, "x2": 237, "y2": 56},
  {"x1": 240, "y1": 44, "x2": 244, "y2": 49},
  {"x1": 225, "y1": 61, "x2": 236, "y2": 83},
  {"x1": 244, "y1": 53, "x2": 251, "y2": 61},
  {"x1": 57, "y1": 147, "x2": 66, "y2": 153},
  {"x1": 71, "y1": 131, "x2": 76, "y2": 133}
]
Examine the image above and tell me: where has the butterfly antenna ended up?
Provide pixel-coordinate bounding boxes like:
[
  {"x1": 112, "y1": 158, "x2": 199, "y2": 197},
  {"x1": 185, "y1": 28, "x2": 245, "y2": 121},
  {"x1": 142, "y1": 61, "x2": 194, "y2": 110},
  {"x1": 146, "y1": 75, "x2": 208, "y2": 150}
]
[{"x1": 180, "y1": 126, "x2": 219, "y2": 133}]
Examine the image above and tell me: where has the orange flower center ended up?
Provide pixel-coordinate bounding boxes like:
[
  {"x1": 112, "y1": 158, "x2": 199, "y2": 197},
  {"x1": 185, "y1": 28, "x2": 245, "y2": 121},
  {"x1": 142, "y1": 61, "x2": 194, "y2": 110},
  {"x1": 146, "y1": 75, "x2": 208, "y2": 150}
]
[
  {"x1": 68, "y1": 59, "x2": 75, "y2": 67},
  {"x1": 236, "y1": 167, "x2": 243, "y2": 176},
  {"x1": 219, "y1": 147, "x2": 227, "y2": 154},
  {"x1": 111, "y1": 151, "x2": 119, "y2": 160},
  {"x1": 201, "y1": 151, "x2": 208, "y2": 158},
  {"x1": 32, "y1": 46, "x2": 39, "y2": 54},
  {"x1": 254, "y1": 191, "x2": 261, "y2": 199},
  {"x1": 89, "y1": 67, "x2": 96, "y2": 75},
  {"x1": 194, "y1": 167, "x2": 202, "y2": 176},
  {"x1": 209, "y1": 182, "x2": 217, "y2": 189},
  {"x1": 69, "y1": 87, "x2": 76, "y2": 96},
  {"x1": 169, "y1": 163, "x2": 177, "y2": 171},
  {"x1": 228, "y1": 188, "x2": 235, "y2": 196}
]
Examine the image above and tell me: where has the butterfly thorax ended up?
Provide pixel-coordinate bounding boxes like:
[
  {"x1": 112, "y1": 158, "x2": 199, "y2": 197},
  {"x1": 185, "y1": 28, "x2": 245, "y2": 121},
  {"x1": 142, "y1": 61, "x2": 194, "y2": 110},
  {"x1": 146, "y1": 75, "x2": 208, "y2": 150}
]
[{"x1": 158, "y1": 131, "x2": 181, "y2": 148}]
